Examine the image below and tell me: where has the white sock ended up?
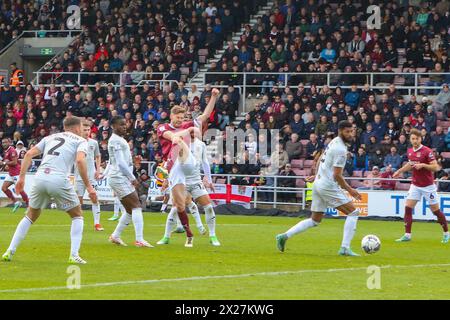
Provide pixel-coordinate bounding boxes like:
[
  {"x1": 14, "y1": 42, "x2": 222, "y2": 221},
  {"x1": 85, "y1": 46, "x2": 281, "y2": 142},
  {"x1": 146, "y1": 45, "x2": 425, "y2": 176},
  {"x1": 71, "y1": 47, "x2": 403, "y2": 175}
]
[
  {"x1": 285, "y1": 218, "x2": 319, "y2": 238},
  {"x1": 112, "y1": 213, "x2": 132, "y2": 238},
  {"x1": 204, "y1": 204, "x2": 216, "y2": 237},
  {"x1": 113, "y1": 197, "x2": 120, "y2": 216},
  {"x1": 119, "y1": 204, "x2": 127, "y2": 215},
  {"x1": 8, "y1": 216, "x2": 33, "y2": 252},
  {"x1": 164, "y1": 207, "x2": 177, "y2": 238},
  {"x1": 341, "y1": 212, "x2": 359, "y2": 249},
  {"x1": 132, "y1": 207, "x2": 144, "y2": 242},
  {"x1": 188, "y1": 202, "x2": 203, "y2": 229},
  {"x1": 70, "y1": 217, "x2": 84, "y2": 257},
  {"x1": 161, "y1": 203, "x2": 168, "y2": 211},
  {"x1": 92, "y1": 203, "x2": 101, "y2": 225}
]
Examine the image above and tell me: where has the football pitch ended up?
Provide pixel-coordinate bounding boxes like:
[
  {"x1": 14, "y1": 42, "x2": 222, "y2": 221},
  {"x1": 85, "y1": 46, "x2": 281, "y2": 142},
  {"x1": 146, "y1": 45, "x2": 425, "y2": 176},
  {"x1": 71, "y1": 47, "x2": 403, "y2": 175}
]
[{"x1": 0, "y1": 208, "x2": 449, "y2": 300}]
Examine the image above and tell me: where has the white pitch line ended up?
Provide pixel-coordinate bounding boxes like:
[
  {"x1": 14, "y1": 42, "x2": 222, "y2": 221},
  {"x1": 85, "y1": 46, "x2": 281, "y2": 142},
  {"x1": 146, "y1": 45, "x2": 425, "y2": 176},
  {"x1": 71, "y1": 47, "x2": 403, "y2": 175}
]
[
  {"x1": 1, "y1": 263, "x2": 450, "y2": 294},
  {"x1": 0, "y1": 223, "x2": 271, "y2": 228}
]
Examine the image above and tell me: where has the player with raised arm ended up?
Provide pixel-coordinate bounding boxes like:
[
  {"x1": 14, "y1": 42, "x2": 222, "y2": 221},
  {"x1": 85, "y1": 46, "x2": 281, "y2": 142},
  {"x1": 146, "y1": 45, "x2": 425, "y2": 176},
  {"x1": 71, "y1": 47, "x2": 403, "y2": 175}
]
[
  {"x1": 74, "y1": 120, "x2": 104, "y2": 231},
  {"x1": 157, "y1": 88, "x2": 219, "y2": 247},
  {"x1": 393, "y1": 128, "x2": 449, "y2": 243},
  {"x1": 107, "y1": 115, "x2": 153, "y2": 248},
  {"x1": 2, "y1": 117, "x2": 97, "y2": 264},
  {"x1": 1, "y1": 138, "x2": 29, "y2": 212},
  {"x1": 276, "y1": 121, "x2": 363, "y2": 256},
  {"x1": 157, "y1": 130, "x2": 220, "y2": 246}
]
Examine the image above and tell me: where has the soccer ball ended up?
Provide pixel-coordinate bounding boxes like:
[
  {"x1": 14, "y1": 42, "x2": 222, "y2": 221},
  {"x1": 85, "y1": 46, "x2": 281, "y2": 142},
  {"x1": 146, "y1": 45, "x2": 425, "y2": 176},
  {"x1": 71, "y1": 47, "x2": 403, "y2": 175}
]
[
  {"x1": 361, "y1": 235, "x2": 381, "y2": 254},
  {"x1": 50, "y1": 203, "x2": 57, "y2": 209}
]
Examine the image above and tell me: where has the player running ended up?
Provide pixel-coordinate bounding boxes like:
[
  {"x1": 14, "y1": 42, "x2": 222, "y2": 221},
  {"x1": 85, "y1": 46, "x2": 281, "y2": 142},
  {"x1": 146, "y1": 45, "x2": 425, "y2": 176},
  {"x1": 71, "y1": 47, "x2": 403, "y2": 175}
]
[
  {"x1": 157, "y1": 88, "x2": 219, "y2": 247},
  {"x1": 74, "y1": 120, "x2": 103, "y2": 231},
  {"x1": 157, "y1": 131, "x2": 220, "y2": 246},
  {"x1": 393, "y1": 128, "x2": 449, "y2": 243},
  {"x1": 276, "y1": 121, "x2": 363, "y2": 256},
  {"x1": 107, "y1": 115, "x2": 153, "y2": 248},
  {"x1": 2, "y1": 117, "x2": 97, "y2": 264},
  {"x1": 1, "y1": 138, "x2": 29, "y2": 212}
]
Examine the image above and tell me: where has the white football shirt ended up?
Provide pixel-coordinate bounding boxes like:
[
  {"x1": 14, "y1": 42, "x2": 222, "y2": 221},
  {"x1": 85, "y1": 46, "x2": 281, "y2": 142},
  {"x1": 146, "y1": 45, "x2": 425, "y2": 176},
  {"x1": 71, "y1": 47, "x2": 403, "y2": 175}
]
[
  {"x1": 74, "y1": 138, "x2": 100, "y2": 181},
  {"x1": 35, "y1": 132, "x2": 88, "y2": 177},
  {"x1": 185, "y1": 138, "x2": 208, "y2": 184},
  {"x1": 316, "y1": 136, "x2": 347, "y2": 187},
  {"x1": 107, "y1": 133, "x2": 133, "y2": 180}
]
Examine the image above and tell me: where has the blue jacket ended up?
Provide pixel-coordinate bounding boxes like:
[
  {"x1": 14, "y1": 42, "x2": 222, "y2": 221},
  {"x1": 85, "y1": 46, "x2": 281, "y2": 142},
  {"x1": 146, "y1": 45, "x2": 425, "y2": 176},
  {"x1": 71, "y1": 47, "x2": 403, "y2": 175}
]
[
  {"x1": 371, "y1": 121, "x2": 387, "y2": 140},
  {"x1": 383, "y1": 153, "x2": 402, "y2": 169},
  {"x1": 344, "y1": 91, "x2": 360, "y2": 108}
]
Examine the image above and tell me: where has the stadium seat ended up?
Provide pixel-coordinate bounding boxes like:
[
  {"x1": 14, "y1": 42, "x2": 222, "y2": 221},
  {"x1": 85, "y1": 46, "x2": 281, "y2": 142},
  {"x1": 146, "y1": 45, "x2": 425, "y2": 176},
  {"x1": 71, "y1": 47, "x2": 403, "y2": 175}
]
[
  {"x1": 291, "y1": 159, "x2": 303, "y2": 168},
  {"x1": 395, "y1": 181, "x2": 411, "y2": 191},
  {"x1": 441, "y1": 152, "x2": 450, "y2": 159},
  {"x1": 350, "y1": 180, "x2": 365, "y2": 188},
  {"x1": 300, "y1": 140, "x2": 309, "y2": 146},
  {"x1": 304, "y1": 160, "x2": 314, "y2": 168},
  {"x1": 352, "y1": 171, "x2": 363, "y2": 177},
  {"x1": 296, "y1": 179, "x2": 305, "y2": 188},
  {"x1": 293, "y1": 169, "x2": 307, "y2": 176}
]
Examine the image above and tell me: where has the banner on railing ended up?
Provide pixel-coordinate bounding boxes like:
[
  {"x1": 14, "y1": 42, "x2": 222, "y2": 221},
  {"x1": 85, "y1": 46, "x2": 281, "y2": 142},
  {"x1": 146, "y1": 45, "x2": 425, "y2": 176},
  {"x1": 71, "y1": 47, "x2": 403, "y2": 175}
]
[
  {"x1": 209, "y1": 184, "x2": 253, "y2": 209},
  {"x1": 146, "y1": 182, "x2": 253, "y2": 208},
  {"x1": 326, "y1": 190, "x2": 450, "y2": 221}
]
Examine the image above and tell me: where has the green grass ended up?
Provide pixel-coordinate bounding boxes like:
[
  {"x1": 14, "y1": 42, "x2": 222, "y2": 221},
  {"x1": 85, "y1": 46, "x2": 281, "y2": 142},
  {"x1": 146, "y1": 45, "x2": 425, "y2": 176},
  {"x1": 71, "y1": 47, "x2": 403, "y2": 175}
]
[{"x1": 0, "y1": 207, "x2": 449, "y2": 300}]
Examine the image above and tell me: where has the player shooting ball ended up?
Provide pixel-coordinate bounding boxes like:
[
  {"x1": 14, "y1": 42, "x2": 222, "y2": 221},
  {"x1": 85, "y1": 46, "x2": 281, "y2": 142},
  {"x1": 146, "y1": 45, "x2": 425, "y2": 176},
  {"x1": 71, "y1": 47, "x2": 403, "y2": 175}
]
[{"x1": 157, "y1": 88, "x2": 220, "y2": 247}]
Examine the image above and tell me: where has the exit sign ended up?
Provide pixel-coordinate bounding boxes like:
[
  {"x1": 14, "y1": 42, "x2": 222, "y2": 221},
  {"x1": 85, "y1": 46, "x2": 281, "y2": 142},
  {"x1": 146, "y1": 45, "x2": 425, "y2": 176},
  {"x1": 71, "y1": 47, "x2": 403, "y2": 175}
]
[{"x1": 40, "y1": 48, "x2": 53, "y2": 55}]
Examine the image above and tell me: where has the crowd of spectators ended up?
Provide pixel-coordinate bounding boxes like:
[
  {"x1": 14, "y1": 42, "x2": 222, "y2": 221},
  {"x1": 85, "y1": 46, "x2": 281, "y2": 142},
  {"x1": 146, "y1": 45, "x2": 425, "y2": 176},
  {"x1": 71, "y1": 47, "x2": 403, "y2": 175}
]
[
  {"x1": 207, "y1": 0, "x2": 450, "y2": 93},
  {"x1": 1, "y1": 0, "x2": 262, "y2": 85}
]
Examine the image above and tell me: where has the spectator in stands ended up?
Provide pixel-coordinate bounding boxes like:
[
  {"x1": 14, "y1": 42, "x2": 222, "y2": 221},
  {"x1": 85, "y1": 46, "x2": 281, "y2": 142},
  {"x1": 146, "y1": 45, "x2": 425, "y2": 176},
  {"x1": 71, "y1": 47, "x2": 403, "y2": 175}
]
[
  {"x1": 217, "y1": 94, "x2": 234, "y2": 130},
  {"x1": 424, "y1": 105, "x2": 437, "y2": 132},
  {"x1": 289, "y1": 113, "x2": 304, "y2": 136},
  {"x1": 353, "y1": 147, "x2": 370, "y2": 172},
  {"x1": 306, "y1": 133, "x2": 322, "y2": 160},
  {"x1": 285, "y1": 133, "x2": 302, "y2": 161},
  {"x1": 370, "y1": 147, "x2": 385, "y2": 170},
  {"x1": 359, "y1": 166, "x2": 382, "y2": 190},
  {"x1": 433, "y1": 84, "x2": 450, "y2": 118},
  {"x1": 344, "y1": 152, "x2": 354, "y2": 177},
  {"x1": 395, "y1": 134, "x2": 409, "y2": 157},
  {"x1": 439, "y1": 172, "x2": 450, "y2": 192},
  {"x1": 427, "y1": 63, "x2": 445, "y2": 95},
  {"x1": 432, "y1": 126, "x2": 446, "y2": 153},
  {"x1": 383, "y1": 146, "x2": 402, "y2": 170},
  {"x1": 344, "y1": 85, "x2": 360, "y2": 109},
  {"x1": 278, "y1": 164, "x2": 296, "y2": 201},
  {"x1": 271, "y1": 143, "x2": 289, "y2": 171},
  {"x1": 371, "y1": 114, "x2": 387, "y2": 141},
  {"x1": 379, "y1": 165, "x2": 396, "y2": 190}
]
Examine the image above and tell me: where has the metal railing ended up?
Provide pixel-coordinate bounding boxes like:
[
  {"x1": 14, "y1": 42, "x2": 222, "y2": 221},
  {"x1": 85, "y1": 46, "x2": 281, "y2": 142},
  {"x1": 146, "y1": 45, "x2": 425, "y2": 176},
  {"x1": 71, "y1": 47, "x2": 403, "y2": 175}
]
[
  {"x1": 34, "y1": 71, "x2": 172, "y2": 87},
  {"x1": 208, "y1": 173, "x2": 450, "y2": 209}
]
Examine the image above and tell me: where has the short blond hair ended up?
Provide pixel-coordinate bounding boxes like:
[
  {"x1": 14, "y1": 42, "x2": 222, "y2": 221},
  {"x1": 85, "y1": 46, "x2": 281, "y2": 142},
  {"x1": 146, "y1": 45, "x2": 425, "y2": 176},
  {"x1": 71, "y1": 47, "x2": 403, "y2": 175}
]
[
  {"x1": 63, "y1": 116, "x2": 82, "y2": 129},
  {"x1": 171, "y1": 105, "x2": 186, "y2": 115},
  {"x1": 410, "y1": 128, "x2": 422, "y2": 138}
]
